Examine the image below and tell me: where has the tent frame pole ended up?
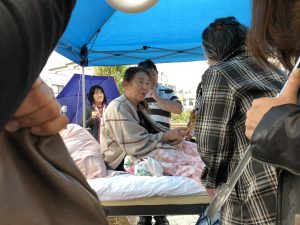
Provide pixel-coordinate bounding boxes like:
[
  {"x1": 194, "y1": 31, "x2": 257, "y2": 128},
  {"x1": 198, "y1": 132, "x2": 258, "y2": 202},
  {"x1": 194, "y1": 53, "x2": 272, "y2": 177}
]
[
  {"x1": 81, "y1": 66, "x2": 86, "y2": 128},
  {"x1": 80, "y1": 44, "x2": 88, "y2": 128}
]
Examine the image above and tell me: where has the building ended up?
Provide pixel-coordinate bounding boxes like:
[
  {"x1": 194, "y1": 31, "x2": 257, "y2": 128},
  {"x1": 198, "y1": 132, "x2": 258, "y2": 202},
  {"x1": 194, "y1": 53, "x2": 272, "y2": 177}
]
[
  {"x1": 177, "y1": 89, "x2": 197, "y2": 110},
  {"x1": 40, "y1": 60, "x2": 94, "y2": 96}
]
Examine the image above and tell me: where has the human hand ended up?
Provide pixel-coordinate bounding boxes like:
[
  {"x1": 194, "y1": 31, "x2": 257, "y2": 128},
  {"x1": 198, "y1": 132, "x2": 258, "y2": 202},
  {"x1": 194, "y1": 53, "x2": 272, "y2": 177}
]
[
  {"x1": 161, "y1": 127, "x2": 186, "y2": 142},
  {"x1": 245, "y1": 69, "x2": 300, "y2": 139},
  {"x1": 185, "y1": 131, "x2": 192, "y2": 141},
  {"x1": 295, "y1": 214, "x2": 300, "y2": 225},
  {"x1": 206, "y1": 188, "x2": 217, "y2": 198},
  {"x1": 91, "y1": 111, "x2": 100, "y2": 119},
  {"x1": 4, "y1": 77, "x2": 68, "y2": 136},
  {"x1": 148, "y1": 89, "x2": 160, "y2": 101}
]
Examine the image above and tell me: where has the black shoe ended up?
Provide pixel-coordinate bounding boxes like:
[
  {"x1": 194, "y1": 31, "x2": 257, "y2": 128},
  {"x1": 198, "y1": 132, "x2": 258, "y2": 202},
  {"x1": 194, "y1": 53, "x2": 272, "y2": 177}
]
[
  {"x1": 137, "y1": 216, "x2": 152, "y2": 225},
  {"x1": 154, "y1": 216, "x2": 169, "y2": 225}
]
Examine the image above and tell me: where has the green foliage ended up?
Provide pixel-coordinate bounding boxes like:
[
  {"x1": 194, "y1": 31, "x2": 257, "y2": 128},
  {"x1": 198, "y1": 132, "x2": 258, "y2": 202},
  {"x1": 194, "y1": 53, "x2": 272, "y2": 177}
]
[
  {"x1": 94, "y1": 65, "x2": 129, "y2": 94},
  {"x1": 171, "y1": 109, "x2": 192, "y2": 123}
]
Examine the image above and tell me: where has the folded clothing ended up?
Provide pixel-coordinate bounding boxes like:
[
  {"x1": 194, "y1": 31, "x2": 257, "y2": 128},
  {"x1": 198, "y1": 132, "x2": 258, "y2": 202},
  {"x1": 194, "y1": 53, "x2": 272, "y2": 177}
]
[{"x1": 124, "y1": 155, "x2": 164, "y2": 176}]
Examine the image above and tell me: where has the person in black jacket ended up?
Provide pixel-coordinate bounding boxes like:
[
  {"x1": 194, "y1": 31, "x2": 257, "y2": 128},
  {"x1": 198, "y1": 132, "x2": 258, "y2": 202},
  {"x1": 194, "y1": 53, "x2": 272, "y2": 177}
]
[
  {"x1": 245, "y1": 0, "x2": 300, "y2": 224},
  {"x1": 1, "y1": 0, "x2": 75, "y2": 135},
  {"x1": 246, "y1": 0, "x2": 300, "y2": 138},
  {"x1": 84, "y1": 85, "x2": 107, "y2": 142}
]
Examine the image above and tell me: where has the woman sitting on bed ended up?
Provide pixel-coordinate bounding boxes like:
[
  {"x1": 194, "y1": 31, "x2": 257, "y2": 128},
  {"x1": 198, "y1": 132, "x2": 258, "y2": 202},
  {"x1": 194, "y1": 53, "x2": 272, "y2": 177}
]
[{"x1": 100, "y1": 67, "x2": 203, "y2": 180}]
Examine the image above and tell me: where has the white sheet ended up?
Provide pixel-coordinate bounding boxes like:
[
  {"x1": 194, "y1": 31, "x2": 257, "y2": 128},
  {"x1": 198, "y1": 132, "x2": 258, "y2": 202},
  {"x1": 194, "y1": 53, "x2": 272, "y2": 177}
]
[{"x1": 88, "y1": 173, "x2": 207, "y2": 201}]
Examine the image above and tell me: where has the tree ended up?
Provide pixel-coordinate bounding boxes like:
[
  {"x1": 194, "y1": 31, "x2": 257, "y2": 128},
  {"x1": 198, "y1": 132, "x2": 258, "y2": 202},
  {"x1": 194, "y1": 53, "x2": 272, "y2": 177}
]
[
  {"x1": 171, "y1": 109, "x2": 192, "y2": 123},
  {"x1": 94, "y1": 65, "x2": 129, "y2": 94}
]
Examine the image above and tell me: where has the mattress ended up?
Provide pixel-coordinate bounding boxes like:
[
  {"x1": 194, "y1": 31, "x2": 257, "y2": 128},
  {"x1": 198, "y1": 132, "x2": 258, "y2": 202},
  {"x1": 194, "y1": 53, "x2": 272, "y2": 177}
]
[{"x1": 88, "y1": 173, "x2": 207, "y2": 202}]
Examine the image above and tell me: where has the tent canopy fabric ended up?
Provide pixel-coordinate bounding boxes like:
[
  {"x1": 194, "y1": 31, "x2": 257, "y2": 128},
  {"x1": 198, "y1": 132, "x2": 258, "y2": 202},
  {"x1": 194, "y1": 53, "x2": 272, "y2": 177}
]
[
  {"x1": 56, "y1": 74, "x2": 120, "y2": 124},
  {"x1": 56, "y1": 0, "x2": 251, "y2": 66}
]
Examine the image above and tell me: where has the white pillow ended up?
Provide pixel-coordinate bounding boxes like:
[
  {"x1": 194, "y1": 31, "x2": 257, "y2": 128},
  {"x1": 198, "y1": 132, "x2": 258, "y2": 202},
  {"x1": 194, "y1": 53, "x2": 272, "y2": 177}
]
[{"x1": 60, "y1": 124, "x2": 106, "y2": 179}]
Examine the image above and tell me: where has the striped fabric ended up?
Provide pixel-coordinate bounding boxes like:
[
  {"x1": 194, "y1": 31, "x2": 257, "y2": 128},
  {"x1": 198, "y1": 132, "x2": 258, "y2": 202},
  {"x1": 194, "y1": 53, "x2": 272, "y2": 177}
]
[
  {"x1": 195, "y1": 50, "x2": 287, "y2": 224},
  {"x1": 146, "y1": 83, "x2": 181, "y2": 128}
]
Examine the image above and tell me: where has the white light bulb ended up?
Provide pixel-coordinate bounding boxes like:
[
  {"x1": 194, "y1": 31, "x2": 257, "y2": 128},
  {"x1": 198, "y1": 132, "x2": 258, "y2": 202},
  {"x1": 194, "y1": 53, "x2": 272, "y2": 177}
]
[{"x1": 106, "y1": 0, "x2": 158, "y2": 13}]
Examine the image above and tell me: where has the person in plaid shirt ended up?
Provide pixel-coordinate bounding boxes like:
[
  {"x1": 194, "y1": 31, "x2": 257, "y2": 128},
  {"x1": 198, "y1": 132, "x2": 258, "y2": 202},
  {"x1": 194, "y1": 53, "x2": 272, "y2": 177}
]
[{"x1": 195, "y1": 17, "x2": 287, "y2": 224}]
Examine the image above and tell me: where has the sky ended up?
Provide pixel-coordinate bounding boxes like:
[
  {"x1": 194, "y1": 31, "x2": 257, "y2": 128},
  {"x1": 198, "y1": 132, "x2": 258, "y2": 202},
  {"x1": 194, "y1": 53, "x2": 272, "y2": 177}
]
[
  {"x1": 156, "y1": 61, "x2": 208, "y2": 91},
  {"x1": 42, "y1": 51, "x2": 208, "y2": 92},
  {"x1": 42, "y1": 51, "x2": 71, "y2": 72}
]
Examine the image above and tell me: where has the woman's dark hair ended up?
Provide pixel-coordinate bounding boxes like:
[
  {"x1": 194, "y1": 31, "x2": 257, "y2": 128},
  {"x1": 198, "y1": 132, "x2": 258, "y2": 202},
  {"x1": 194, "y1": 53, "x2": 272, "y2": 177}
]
[
  {"x1": 247, "y1": 0, "x2": 300, "y2": 70},
  {"x1": 87, "y1": 85, "x2": 107, "y2": 105},
  {"x1": 202, "y1": 16, "x2": 248, "y2": 62},
  {"x1": 137, "y1": 59, "x2": 158, "y2": 72},
  {"x1": 123, "y1": 67, "x2": 150, "y2": 83}
]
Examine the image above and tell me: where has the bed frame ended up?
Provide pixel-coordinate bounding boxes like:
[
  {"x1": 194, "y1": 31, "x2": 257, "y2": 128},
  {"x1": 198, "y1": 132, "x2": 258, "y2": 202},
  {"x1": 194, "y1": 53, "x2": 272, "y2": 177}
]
[{"x1": 102, "y1": 195, "x2": 211, "y2": 216}]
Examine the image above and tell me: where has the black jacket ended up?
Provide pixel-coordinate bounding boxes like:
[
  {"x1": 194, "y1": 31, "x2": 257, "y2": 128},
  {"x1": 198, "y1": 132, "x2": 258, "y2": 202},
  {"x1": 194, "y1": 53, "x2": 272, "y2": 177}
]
[
  {"x1": 84, "y1": 105, "x2": 100, "y2": 141},
  {"x1": 251, "y1": 104, "x2": 300, "y2": 225}
]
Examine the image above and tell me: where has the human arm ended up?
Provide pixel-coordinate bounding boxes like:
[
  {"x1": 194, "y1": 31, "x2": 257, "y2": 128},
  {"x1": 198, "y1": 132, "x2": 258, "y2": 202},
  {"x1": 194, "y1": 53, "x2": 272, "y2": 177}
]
[
  {"x1": 250, "y1": 104, "x2": 300, "y2": 174},
  {"x1": 4, "y1": 77, "x2": 68, "y2": 135},
  {"x1": 195, "y1": 69, "x2": 236, "y2": 188},
  {"x1": 246, "y1": 68, "x2": 300, "y2": 173},
  {"x1": 84, "y1": 106, "x2": 96, "y2": 128},
  {"x1": 245, "y1": 68, "x2": 300, "y2": 139},
  {"x1": 206, "y1": 188, "x2": 217, "y2": 198},
  {"x1": 148, "y1": 88, "x2": 183, "y2": 114},
  {"x1": 0, "y1": 0, "x2": 76, "y2": 132},
  {"x1": 160, "y1": 127, "x2": 185, "y2": 142},
  {"x1": 91, "y1": 111, "x2": 101, "y2": 120}
]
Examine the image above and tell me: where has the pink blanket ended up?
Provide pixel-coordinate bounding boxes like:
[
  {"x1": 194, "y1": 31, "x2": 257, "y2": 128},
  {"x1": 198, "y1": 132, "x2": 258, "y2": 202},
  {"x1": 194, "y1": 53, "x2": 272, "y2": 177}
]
[
  {"x1": 154, "y1": 141, "x2": 204, "y2": 181},
  {"x1": 125, "y1": 141, "x2": 204, "y2": 181}
]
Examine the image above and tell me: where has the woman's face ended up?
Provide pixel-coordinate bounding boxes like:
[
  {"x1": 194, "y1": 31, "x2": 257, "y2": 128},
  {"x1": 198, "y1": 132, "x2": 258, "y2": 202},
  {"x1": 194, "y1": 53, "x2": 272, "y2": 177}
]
[
  {"x1": 93, "y1": 89, "x2": 105, "y2": 104},
  {"x1": 124, "y1": 71, "x2": 151, "y2": 106}
]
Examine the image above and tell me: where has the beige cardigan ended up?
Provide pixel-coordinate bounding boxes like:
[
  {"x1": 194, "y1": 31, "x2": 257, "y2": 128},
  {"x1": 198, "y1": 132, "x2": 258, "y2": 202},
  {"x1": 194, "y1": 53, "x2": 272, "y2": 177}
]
[{"x1": 100, "y1": 95, "x2": 166, "y2": 169}]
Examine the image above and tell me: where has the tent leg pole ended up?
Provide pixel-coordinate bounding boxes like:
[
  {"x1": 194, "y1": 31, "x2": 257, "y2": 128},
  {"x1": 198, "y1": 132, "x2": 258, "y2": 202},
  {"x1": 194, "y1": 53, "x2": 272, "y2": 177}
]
[{"x1": 82, "y1": 66, "x2": 86, "y2": 128}]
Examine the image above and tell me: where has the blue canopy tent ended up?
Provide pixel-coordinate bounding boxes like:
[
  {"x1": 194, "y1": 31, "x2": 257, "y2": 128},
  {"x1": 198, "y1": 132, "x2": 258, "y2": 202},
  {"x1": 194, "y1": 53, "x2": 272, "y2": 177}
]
[
  {"x1": 54, "y1": 1, "x2": 255, "y2": 216},
  {"x1": 55, "y1": 0, "x2": 252, "y2": 127},
  {"x1": 56, "y1": 0, "x2": 252, "y2": 66},
  {"x1": 56, "y1": 74, "x2": 120, "y2": 124}
]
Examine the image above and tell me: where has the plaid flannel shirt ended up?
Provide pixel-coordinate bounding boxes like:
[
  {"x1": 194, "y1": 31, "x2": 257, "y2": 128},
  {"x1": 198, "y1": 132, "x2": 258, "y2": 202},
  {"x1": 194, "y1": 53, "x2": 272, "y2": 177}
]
[{"x1": 195, "y1": 50, "x2": 287, "y2": 224}]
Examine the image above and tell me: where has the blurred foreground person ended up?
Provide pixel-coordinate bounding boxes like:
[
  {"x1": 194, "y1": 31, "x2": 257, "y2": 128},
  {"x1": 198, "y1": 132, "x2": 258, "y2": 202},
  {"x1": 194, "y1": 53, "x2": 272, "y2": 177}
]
[{"x1": 246, "y1": 0, "x2": 300, "y2": 224}]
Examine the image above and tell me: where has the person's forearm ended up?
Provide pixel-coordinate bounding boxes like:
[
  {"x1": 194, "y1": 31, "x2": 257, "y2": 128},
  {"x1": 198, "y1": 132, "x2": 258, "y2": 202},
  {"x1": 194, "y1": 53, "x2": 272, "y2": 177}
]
[
  {"x1": 155, "y1": 98, "x2": 183, "y2": 114},
  {"x1": 250, "y1": 104, "x2": 300, "y2": 175},
  {"x1": 86, "y1": 117, "x2": 94, "y2": 128},
  {"x1": 252, "y1": 104, "x2": 300, "y2": 153}
]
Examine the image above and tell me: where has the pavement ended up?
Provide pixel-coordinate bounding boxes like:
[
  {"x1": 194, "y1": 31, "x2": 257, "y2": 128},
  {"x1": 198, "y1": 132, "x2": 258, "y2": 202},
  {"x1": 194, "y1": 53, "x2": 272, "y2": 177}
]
[
  {"x1": 167, "y1": 215, "x2": 198, "y2": 225},
  {"x1": 107, "y1": 215, "x2": 199, "y2": 225}
]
